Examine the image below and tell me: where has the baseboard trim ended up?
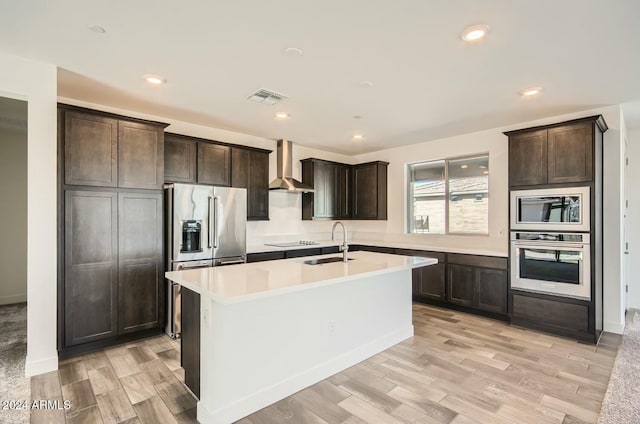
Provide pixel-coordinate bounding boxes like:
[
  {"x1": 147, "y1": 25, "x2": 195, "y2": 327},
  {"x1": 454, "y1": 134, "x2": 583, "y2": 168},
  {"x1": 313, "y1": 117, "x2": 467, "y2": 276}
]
[
  {"x1": 197, "y1": 325, "x2": 414, "y2": 424},
  {"x1": 0, "y1": 293, "x2": 27, "y2": 305},
  {"x1": 25, "y1": 353, "x2": 58, "y2": 377},
  {"x1": 603, "y1": 320, "x2": 625, "y2": 334}
]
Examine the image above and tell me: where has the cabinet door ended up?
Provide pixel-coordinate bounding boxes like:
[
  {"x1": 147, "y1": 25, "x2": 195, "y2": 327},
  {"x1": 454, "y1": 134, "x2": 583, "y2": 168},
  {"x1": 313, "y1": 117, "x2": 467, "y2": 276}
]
[
  {"x1": 248, "y1": 150, "x2": 269, "y2": 220},
  {"x1": 64, "y1": 111, "x2": 118, "y2": 187},
  {"x1": 118, "y1": 121, "x2": 164, "y2": 189},
  {"x1": 336, "y1": 165, "x2": 350, "y2": 218},
  {"x1": 509, "y1": 130, "x2": 547, "y2": 186},
  {"x1": 447, "y1": 264, "x2": 476, "y2": 307},
  {"x1": 476, "y1": 268, "x2": 507, "y2": 313},
  {"x1": 352, "y1": 163, "x2": 378, "y2": 219},
  {"x1": 165, "y1": 135, "x2": 196, "y2": 183},
  {"x1": 317, "y1": 163, "x2": 339, "y2": 218},
  {"x1": 198, "y1": 142, "x2": 230, "y2": 186},
  {"x1": 231, "y1": 147, "x2": 250, "y2": 188},
  {"x1": 415, "y1": 264, "x2": 446, "y2": 301},
  {"x1": 547, "y1": 123, "x2": 593, "y2": 184},
  {"x1": 118, "y1": 192, "x2": 163, "y2": 334},
  {"x1": 64, "y1": 190, "x2": 118, "y2": 346}
]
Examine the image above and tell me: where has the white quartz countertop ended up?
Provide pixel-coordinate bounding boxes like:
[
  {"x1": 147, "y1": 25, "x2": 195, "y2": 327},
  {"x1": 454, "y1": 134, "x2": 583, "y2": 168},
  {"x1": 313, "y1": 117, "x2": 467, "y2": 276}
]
[
  {"x1": 165, "y1": 251, "x2": 435, "y2": 305},
  {"x1": 247, "y1": 239, "x2": 508, "y2": 258}
]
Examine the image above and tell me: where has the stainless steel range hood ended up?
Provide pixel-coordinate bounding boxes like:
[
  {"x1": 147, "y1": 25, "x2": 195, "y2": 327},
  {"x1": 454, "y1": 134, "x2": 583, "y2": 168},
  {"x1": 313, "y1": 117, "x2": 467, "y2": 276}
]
[{"x1": 269, "y1": 139, "x2": 315, "y2": 193}]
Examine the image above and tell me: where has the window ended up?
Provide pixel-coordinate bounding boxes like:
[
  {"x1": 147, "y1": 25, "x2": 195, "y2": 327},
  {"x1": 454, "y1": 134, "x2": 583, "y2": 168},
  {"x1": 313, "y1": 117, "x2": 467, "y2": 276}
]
[{"x1": 408, "y1": 155, "x2": 488, "y2": 234}]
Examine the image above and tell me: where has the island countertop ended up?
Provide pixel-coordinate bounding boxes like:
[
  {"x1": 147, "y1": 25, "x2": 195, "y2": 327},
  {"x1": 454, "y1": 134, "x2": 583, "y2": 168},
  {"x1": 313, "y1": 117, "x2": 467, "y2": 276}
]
[{"x1": 165, "y1": 251, "x2": 435, "y2": 305}]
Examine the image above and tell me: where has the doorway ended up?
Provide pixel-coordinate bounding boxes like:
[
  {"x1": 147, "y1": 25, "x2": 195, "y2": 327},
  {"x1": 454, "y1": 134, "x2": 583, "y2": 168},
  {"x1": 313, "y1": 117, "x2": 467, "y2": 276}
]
[{"x1": 0, "y1": 95, "x2": 29, "y2": 423}]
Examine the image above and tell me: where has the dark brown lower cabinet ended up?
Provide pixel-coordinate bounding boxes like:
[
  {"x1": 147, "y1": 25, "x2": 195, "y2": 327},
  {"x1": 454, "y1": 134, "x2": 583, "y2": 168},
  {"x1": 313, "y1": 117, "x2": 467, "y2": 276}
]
[
  {"x1": 181, "y1": 287, "x2": 201, "y2": 399},
  {"x1": 62, "y1": 189, "x2": 164, "y2": 353},
  {"x1": 447, "y1": 263, "x2": 508, "y2": 314},
  {"x1": 477, "y1": 268, "x2": 508, "y2": 314},
  {"x1": 412, "y1": 264, "x2": 446, "y2": 301},
  {"x1": 447, "y1": 264, "x2": 476, "y2": 307},
  {"x1": 118, "y1": 192, "x2": 163, "y2": 334},
  {"x1": 64, "y1": 190, "x2": 118, "y2": 346}
]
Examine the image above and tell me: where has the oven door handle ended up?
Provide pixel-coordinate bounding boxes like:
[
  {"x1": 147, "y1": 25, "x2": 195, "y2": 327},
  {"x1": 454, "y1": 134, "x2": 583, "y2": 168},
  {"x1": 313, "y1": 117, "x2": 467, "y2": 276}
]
[{"x1": 512, "y1": 241, "x2": 587, "y2": 249}]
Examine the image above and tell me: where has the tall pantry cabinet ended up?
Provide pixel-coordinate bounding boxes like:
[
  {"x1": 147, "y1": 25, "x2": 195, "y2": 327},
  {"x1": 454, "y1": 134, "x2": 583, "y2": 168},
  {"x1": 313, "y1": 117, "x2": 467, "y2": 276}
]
[{"x1": 58, "y1": 105, "x2": 168, "y2": 357}]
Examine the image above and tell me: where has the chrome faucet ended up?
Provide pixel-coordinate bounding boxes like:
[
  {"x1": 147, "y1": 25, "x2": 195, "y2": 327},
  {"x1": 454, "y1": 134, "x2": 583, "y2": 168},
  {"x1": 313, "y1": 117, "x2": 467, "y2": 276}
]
[{"x1": 331, "y1": 221, "x2": 349, "y2": 262}]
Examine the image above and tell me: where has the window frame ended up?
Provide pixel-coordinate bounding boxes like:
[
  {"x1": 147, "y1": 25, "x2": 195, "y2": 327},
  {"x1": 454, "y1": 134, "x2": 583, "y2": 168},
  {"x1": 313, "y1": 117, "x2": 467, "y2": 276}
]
[{"x1": 406, "y1": 153, "x2": 489, "y2": 236}]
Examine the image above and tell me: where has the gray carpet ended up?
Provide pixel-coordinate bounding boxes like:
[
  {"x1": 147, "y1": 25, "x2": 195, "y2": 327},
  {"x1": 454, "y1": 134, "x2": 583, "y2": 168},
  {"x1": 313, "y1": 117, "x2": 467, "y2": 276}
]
[
  {"x1": 598, "y1": 309, "x2": 640, "y2": 424},
  {"x1": 0, "y1": 303, "x2": 29, "y2": 424}
]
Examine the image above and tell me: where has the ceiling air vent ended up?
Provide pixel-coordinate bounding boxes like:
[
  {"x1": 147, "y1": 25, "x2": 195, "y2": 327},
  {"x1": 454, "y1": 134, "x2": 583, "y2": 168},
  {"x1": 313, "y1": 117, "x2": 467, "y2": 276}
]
[{"x1": 247, "y1": 88, "x2": 288, "y2": 105}]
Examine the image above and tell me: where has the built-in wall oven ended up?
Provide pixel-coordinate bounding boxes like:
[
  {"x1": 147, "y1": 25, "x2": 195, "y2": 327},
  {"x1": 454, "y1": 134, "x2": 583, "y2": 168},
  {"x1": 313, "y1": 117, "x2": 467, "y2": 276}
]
[
  {"x1": 510, "y1": 186, "x2": 590, "y2": 232},
  {"x1": 510, "y1": 232, "x2": 590, "y2": 300}
]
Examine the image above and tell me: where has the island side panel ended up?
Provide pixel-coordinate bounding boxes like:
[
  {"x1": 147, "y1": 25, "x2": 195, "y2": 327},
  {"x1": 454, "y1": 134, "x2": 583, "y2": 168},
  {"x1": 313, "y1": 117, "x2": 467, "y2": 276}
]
[
  {"x1": 181, "y1": 286, "x2": 201, "y2": 399},
  {"x1": 198, "y1": 268, "x2": 413, "y2": 424}
]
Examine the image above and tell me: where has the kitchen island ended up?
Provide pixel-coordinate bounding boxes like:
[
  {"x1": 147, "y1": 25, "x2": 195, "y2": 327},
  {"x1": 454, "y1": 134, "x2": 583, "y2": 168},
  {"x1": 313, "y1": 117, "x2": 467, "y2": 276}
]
[{"x1": 165, "y1": 250, "x2": 435, "y2": 424}]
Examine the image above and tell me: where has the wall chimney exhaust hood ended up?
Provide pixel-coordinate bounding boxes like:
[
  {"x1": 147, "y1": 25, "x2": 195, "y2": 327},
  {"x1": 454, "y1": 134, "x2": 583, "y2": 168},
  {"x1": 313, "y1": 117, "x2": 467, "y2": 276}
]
[{"x1": 269, "y1": 140, "x2": 315, "y2": 193}]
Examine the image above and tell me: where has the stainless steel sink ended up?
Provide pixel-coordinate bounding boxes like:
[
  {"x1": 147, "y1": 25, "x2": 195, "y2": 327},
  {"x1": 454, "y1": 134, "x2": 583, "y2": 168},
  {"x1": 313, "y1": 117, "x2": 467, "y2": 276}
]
[{"x1": 302, "y1": 257, "x2": 353, "y2": 265}]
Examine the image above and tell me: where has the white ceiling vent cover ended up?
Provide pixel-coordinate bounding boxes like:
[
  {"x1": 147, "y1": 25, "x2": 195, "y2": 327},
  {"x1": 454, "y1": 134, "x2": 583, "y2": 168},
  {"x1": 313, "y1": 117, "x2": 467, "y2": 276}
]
[{"x1": 247, "y1": 88, "x2": 288, "y2": 105}]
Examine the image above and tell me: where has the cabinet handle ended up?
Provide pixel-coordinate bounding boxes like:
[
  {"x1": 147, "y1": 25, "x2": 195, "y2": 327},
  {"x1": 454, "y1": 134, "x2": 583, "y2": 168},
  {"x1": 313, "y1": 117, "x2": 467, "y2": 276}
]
[
  {"x1": 207, "y1": 196, "x2": 213, "y2": 249},
  {"x1": 213, "y1": 197, "x2": 219, "y2": 249}
]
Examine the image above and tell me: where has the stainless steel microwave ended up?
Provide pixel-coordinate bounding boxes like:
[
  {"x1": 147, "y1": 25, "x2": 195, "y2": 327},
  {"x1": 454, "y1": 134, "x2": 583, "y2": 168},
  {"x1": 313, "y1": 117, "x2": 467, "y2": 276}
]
[{"x1": 510, "y1": 186, "x2": 590, "y2": 232}]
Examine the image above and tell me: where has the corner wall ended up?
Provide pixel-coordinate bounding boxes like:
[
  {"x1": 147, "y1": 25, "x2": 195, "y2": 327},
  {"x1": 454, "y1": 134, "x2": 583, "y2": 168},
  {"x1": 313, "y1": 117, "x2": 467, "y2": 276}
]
[{"x1": 0, "y1": 52, "x2": 58, "y2": 375}]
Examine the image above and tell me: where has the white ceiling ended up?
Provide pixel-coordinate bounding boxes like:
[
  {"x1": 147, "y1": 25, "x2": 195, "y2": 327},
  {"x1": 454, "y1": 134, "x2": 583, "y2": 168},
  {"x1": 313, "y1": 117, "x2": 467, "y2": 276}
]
[{"x1": 1, "y1": 1, "x2": 639, "y2": 154}]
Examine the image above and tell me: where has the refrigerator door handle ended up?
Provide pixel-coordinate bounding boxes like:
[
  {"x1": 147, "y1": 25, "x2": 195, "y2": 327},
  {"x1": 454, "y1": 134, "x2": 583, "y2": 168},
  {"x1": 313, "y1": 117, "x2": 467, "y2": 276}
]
[
  {"x1": 207, "y1": 195, "x2": 213, "y2": 249},
  {"x1": 213, "y1": 196, "x2": 219, "y2": 248}
]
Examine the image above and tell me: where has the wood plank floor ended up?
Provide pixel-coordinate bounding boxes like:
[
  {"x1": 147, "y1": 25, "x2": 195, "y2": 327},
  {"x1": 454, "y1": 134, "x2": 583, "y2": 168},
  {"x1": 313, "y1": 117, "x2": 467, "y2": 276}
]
[{"x1": 30, "y1": 304, "x2": 621, "y2": 424}]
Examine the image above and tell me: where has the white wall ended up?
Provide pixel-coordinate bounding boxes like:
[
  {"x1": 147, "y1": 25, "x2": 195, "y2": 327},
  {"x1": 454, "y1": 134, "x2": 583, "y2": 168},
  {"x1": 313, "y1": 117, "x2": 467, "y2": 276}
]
[
  {"x1": 627, "y1": 129, "x2": 640, "y2": 310},
  {"x1": 0, "y1": 52, "x2": 58, "y2": 376},
  {"x1": 0, "y1": 99, "x2": 28, "y2": 305}
]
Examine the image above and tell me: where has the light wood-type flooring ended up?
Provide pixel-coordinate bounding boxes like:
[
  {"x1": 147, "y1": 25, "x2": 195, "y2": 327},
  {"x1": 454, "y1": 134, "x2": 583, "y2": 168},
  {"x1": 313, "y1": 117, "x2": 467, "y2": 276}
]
[{"x1": 30, "y1": 304, "x2": 621, "y2": 424}]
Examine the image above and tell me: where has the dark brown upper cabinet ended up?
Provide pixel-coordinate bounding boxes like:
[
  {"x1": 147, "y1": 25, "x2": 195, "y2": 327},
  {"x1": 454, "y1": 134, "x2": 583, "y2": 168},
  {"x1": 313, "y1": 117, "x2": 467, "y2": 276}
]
[
  {"x1": 301, "y1": 159, "x2": 339, "y2": 220},
  {"x1": 61, "y1": 105, "x2": 167, "y2": 190},
  {"x1": 64, "y1": 111, "x2": 118, "y2": 187},
  {"x1": 547, "y1": 123, "x2": 593, "y2": 184},
  {"x1": 505, "y1": 116, "x2": 607, "y2": 188},
  {"x1": 248, "y1": 150, "x2": 270, "y2": 220},
  {"x1": 164, "y1": 134, "x2": 271, "y2": 220},
  {"x1": 118, "y1": 121, "x2": 164, "y2": 189},
  {"x1": 164, "y1": 133, "x2": 197, "y2": 183},
  {"x1": 301, "y1": 159, "x2": 386, "y2": 220},
  {"x1": 198, "y1": 142, "x2": 231, "y2": 186},
  {"x1": 508, "y1": 129, "x2": 547, "y2": 187},
  {"x1": 64, "y1": 189, "x2": 118, "y2": 346},
  {"x1": 232, "y1": 147, "x2": 270, "y2": 220},
  {"x1": 118, "y1": 191, "x2": 163, "y2": 335},
  {"x1": 352, "y1": 161, "x2": 388, "y2": 220}
]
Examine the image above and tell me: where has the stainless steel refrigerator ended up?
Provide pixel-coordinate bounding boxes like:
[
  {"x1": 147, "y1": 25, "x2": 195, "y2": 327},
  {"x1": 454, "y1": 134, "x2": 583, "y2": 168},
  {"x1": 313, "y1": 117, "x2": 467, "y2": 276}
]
[{"x1": 165, "y1": 183, "x2": 247, "y2": 338}]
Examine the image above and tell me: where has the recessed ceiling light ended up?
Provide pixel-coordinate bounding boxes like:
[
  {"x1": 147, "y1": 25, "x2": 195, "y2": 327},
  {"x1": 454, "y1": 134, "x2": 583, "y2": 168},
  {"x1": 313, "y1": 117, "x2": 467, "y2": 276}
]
[
  {"x1": 143, "y1": 74, "x2": 166, "y2": 85},
  {"x1": 460, "y1": 165, "x2": 468, "y2": 169},
  {"x1": 275, "y1": 112, "x2": 290, "y2": 119},
  {"x1": 89, "y1": 25, "x2": 106, "y2": 34},
  {"x1": 483, "y1": 171, "x2": 489, "y2": 175},
  {"x1": 283, "y1": 47, "x2": 303, "y2": 56},
  {"x1": 352, "y1": 134, "x2": 364, "y2": 140},
  {"x1": 520, "y1": 87, "x2": 542, "y2": 97},
  {"x1": 461, "y1": 25, "x2": 489, "y2": 41},
  {"x1": 359, "y1": 81, "x2": 373, "y2": 88}
]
